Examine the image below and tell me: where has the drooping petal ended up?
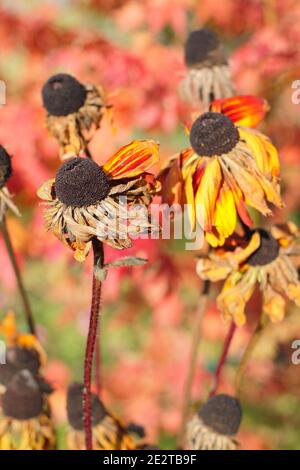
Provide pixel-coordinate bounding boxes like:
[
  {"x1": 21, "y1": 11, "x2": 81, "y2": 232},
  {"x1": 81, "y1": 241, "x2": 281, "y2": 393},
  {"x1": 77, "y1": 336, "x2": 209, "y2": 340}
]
[
  {"x1": 103, "y1": 140, "x2": 159, "y2": 179},
  {"x1": 195, "y1": 157, "x2": 222, "y2": 231},
  {"x1": 263, "y1": 285, "x2": 285, "y2": 322},
  {"x1": 220, "y1": 162, "x2": 253, "y2": 227},
  {"x1": 159, "y1": 157, "x2": 183, "y2": 206},
  {"x1": 287, "y1": 284, "x2": 300, "y2": 306},
  {"x1": 210, "y1": 95, "x2": 269, "y2": 128},
  {"x1": 196, "y1": 256, "x2": 232, "y2": 282},
  {"x1": 37, "y1": 179, "x2": 56, "y2": 201},
  {"x1": 214, "y1": 181, "x2": 236, "y2": 240},
  {"x1": 224, "y1": 152, "x2": 273, "y2": 216},
  {"x1": 238, "y1": 127, "x2": 280, "y2": 180},
  {"x1": 183, "y1": 160, "x2": 198, "y2": 231},
  {"x1": 218, "y1": 269, "x2": 257, "y2": 326},
  {"x1": 234, "y1": 232, "x2": 261, "y2": 265},
  {"x1": 205, "y1": 230, "x2": 226, "y2": 247}
]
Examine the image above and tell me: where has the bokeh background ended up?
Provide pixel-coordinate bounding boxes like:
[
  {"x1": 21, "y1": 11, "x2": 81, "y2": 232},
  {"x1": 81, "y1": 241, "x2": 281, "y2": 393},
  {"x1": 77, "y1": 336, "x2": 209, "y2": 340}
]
[{"x1": 0, "y1": 0, "x2": 300, "y2": 450}]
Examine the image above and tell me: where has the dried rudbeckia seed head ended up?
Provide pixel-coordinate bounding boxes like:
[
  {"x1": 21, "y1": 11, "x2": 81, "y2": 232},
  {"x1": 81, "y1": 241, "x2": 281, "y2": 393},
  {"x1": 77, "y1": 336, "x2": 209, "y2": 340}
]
[
  {"x1": 55, "y1": 157, "x2": 111, "y2": 208},
  {"x1": 185, "y1": 28, "x2": 220, "y2": 67},
  {"x1": 2, "y1": 370, "x2": 43, "y2": 420},
  {"x1": 198, "y1": 394, "x2": 242, "y2": 436},
  {"x1": 248, "y1": 229, "x2": 279, "y2": 266},
  {"x1": 0, "y1": 346, "x2": 41, "y2": 387},
  {"x1": 190, "y1": 112, "x2": 239, "y2": 157},
  {"x1": 42, "y1": 73, "x2": 87, "y2": 117},
  {"x1": 0, "y1": 146, "x2": 12, "y2": 189},
  {"x1": 67, "y1": 382, "x2": 107, "y2": 431}
]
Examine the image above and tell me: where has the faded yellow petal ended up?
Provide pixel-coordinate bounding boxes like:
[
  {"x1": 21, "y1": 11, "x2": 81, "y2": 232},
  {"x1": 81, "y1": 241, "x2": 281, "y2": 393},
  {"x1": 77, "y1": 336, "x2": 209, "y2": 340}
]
[
  {"x1": 217, "y1": 271, "x2": 256, "y2": 326},
  {"x1": 72, "y1": 240, "x2": 92, "y2": 262},
  {"x1": 37, "y1": 179, "x2": 56, "y2": 201},
  {"x1": 239, "y1": 127, "x2": 280, "y2": 179},
  {"x1": 263, "y1": 286, "x2": 285, "y2": 323},
  {"x1": 225, "y1": 153, "x2": 272, "y2": 216},
  {"x1": 196, "y1": 257, "x2": 232, "y2": 282},
  {"x1": 287, "y1": 283, "x2": 300, "y2": 306}
]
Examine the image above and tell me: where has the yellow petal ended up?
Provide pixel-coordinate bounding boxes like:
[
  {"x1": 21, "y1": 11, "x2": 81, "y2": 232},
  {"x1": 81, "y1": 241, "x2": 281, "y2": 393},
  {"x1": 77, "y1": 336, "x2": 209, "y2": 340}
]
[
  {"x1": 214, "y1": 182, "x2": 236, "y2": 240},
  {"x1": 233, "y1": 232, "x2": 261, "y2": 265},
  {"x1": 205, "y1": 230, "x2": 226, "y2": 247},
  {"x1": 103, "y1": 140, "x2": 159, "y2": 179},
  {"x1": 195, "y1": 157, "x2": 222, "y2": 231}
]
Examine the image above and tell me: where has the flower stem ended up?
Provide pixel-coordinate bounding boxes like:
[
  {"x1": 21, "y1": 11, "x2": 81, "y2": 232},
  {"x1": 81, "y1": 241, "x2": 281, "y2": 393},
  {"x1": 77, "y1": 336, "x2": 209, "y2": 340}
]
[
  {"x1": 0, "y1": 216, "x2": 36, "y2": 335},
  {"x1": 209, "y1": 320, "x2": 236, "y2": 397},
  {"x1": 83, "y1": 238, "x2": 104, "y2": 450},
  {"x1": 95, "y1": 338, "x2": 101, "y2": 396},
  {"x1": 177, "y1": 280, "x2": 210, "y2": 448},
  {"x1": 235, "y1": 315, "x2": 267, "y2": 397}
]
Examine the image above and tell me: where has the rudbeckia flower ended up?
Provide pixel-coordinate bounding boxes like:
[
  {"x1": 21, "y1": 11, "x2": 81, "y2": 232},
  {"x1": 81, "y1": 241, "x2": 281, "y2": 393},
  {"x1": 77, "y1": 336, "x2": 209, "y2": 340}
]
[
  {"x1": 161, "y1": 112, "x2": 282, "y2": 246},
  {"x1": 37, "y1": 140, "x2": 160, "y2": 261},
  {"x1": 0, "y1": 146, "x2": 20, "y2": 222},
  {"x1": 0, "y1": 312, "x2": 48, "y2": 394},
  {"x1": 42, "y1": 73, "x2": 110, "y2": 158},
  {"x1": 186, "y1": 394, "x2": 242, "y2": 450},
  {"x1": 66, "y1": 383, "x2": 137, "y2": 450},
  {"x1": 210, "y1": 95, "x2": 270, "y2": 128},
  {"x1": 180, "y1": 28, "x2": 235, "y2": 108},
  {"x1": 0, "y1": 370, "x2": 56, "y2": 450},
  {"x1": 197, "y1": 223, "x2": 300, "y2": 326}
]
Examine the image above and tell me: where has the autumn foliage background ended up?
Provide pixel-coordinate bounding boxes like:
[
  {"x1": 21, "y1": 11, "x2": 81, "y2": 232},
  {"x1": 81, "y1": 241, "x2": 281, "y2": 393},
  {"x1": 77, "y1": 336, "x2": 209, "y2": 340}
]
[{"x1": 0, "y1": 0, "x2": 300, "y2": 449}]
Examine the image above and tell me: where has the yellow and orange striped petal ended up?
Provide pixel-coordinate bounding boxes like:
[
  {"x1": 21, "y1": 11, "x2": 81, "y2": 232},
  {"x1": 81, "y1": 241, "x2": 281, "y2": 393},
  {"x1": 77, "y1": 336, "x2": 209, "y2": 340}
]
[
  {"x1": 210, "y1": 95, "x2": 269, "y2": 128},
  {"x1": 195, "y1": 157, "x2": 222, "y2": 231},
  {"x1": 184, "y1": 160, "x2": 198, "y2": 231},
  {"x1": 103, "y1": 140, "x2": 159, "y2": 179},
  {"x1": 214, "y1": 182, "x2": 237, "y2": 241}
]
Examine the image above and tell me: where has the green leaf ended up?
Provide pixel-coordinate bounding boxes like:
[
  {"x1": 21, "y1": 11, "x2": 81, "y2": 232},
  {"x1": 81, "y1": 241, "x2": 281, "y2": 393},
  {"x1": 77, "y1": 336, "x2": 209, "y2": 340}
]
[{"x1": 94, "y1": 266, "x2": 108, "y2": 281}]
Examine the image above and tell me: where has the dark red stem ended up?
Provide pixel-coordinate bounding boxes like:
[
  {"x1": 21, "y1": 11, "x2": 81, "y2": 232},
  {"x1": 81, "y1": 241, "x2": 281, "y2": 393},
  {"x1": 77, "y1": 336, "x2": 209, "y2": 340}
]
[
  {"x1": 95, "y1": 339, "x2": 101, "y2": 396},
  {"x1": 209, "y1": 321, "x2": 236, "y2": 397},
  {"x1": 83, "y1": 239, "x2": 104, "y2": 450}
]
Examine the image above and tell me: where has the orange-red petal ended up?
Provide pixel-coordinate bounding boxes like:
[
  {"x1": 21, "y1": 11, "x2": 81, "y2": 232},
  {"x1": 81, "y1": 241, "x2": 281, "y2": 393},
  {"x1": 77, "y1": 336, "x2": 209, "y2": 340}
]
[
  {"x1": 103, "y1": 140, "x2": 159, "y2": 179},
  {"x1": 210, "y1": 95, "x2": 269, "y2": 128}
]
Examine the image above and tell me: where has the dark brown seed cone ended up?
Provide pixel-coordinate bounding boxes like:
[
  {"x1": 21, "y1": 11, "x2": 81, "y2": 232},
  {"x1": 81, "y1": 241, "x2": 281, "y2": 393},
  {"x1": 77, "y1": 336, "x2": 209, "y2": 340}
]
[
  {"x1": 67, "y1": 382, "x2": 107, "y2": 431},
  {"x1": 247, "y1": 229, "x2": 280, "y2": 266},
  {"x1": 0, "y1": 347, "x2": 41, "y2": 387},
  {"x1": 0, "y1": 146, "x2": 12, "y2": 189},
  {"x1": 42, "y1": 73, "x2": 86, "y2": 116},
  {"x1": 190, "y1": 112, "x2": 239, "y2": 157},
  {"x1": 55, "y1": 157, "x2": 111, "y2": 207},
  {"x1": 198, "y1": 394, "x2": 242, "y2": 436},
  {"x1": 2, "y1": 370, "x2": 44, "y2": 420},
  {"x1": 185, "y1": 28, "x2": 220, "y2": 66}
]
